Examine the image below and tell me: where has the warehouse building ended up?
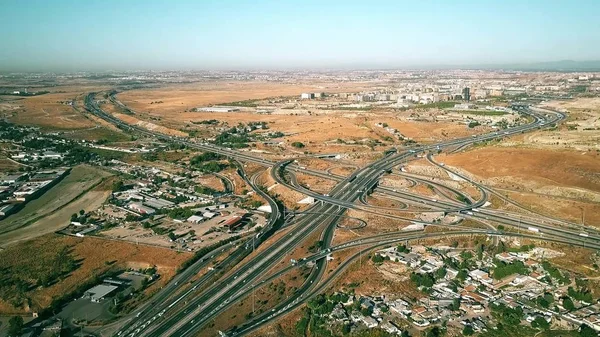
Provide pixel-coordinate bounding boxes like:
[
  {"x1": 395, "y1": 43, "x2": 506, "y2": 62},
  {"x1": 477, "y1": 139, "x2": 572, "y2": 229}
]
[
  {"x1": 223, "y1": 216, "x2": 243, "y2": 231},
  {"x1": 195, "y1": 106, "x2": 240, "y2": 113},
  {"x1": 84, "y1": 284, "x2": 118, "y2": 303},
  {"x1": 128, "y1": 202, "x2": 156, "y2": 215}
]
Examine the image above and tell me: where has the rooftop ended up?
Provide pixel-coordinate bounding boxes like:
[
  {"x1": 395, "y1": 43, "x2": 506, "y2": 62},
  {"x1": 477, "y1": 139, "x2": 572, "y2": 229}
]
[{"x1": 85, "y1": 284, "x2": 118, "y2": 299}]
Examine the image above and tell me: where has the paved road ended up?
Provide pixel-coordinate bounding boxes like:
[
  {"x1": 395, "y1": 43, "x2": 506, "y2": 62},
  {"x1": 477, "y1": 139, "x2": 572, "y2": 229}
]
[{"x1": 83, "y1": 93, "x2": 599, "y2": 337}]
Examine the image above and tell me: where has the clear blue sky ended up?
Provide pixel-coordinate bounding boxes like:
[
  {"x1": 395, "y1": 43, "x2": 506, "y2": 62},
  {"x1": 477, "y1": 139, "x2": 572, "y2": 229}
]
[{"x1": 1, "y1": 0, "x2": 599, "y2": 71}]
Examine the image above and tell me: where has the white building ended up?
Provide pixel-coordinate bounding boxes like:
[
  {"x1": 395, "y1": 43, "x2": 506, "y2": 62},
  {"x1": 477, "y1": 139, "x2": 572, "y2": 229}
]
[
  {"x1": 84, "y1": 284, "x2": 118, "y2": 303},
  {"x1": 128, "y1": 202, "x2": 156, "y2": 215},
  {"x1": 196, "y1": 106, "x2": 240, "y2": 113},
  {"x1": 187, "y1": 215, "x2": 204, "y2": 224},
  {"x1": 202, "y1": 211, "x2": 216, "y2": 219}
]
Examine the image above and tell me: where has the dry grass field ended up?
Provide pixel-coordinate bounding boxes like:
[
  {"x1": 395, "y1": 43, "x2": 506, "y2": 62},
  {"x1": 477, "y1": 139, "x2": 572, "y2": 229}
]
[
  {"x1": 0, "y1": 156, "x2": 24, "y2": 172},
  {"x1": 1, "y1": 86, "x2": 132, "y2": 143},
  {"x1": 510, "y1": 98, "x2": 600, "y2": 151},
  {"x1": 504, "y1": 191, "x2": 600, "y2": 227},
  {"x1": 114, "y1": 81, "x2": 482, "y2": 152},
  {"x1": 4, "y1": 91, "x2": 93, "y2": 130},
  {"x1": 116, "y1": 81, "x2": 372, "y2": 114},
  {"x1": 332, "y1": 255, "x2": 424, "y2": 301},
  {"x1": 142, "y1": 110, "x2": 479, "y2": 147},
  {"x1": 0, "y1": 165, "x2": 112, "y2": 247},
  {"x1": 441, "y1": 147, "x2": 600, "y2": 193},
  {"x1": 437, "y1": 146, "x2": 600, "y2": 227},
  {"x1": 0, "y1": 234, "x2": 191, "y2": 314}
]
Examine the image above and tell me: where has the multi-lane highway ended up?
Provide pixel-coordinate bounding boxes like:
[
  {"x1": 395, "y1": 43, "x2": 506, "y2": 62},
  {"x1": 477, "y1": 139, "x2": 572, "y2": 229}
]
[{"x1": 82, "y1": 92, "x2": 599, "y2": 337}]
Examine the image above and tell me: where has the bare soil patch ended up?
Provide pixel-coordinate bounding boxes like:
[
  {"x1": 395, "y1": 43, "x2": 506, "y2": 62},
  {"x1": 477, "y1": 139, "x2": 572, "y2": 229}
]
[{"x1": 441, "y1": 147, "x2": 600, "y2": 193}]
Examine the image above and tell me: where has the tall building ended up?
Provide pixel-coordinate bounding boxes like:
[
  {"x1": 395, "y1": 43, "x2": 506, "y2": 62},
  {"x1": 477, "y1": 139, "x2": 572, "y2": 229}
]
[{"x1": 462, "y1": 87, "x2": 471, "y2": 101}]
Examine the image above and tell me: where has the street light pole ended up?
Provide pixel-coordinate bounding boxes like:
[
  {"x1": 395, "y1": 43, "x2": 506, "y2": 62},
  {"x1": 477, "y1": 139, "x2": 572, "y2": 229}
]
[{"x1": 359, "y1": 245, "x2": 362, "y2": 269}]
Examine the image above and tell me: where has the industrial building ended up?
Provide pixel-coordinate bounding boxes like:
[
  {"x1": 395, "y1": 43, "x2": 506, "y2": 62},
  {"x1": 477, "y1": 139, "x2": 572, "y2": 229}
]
[
  {"x1": 223, "y1": 215, "x2": 243, "y2": 231},
  {"x1": 128, "y1": 202, "x2": 156, "y2": 215},
  {"x1": 84, "y1": 284, "x2": 118, "y2": 303},
  {"x1": 195, "y1": 106, "x2": 240, "y2": 113},
  {"x1": 143, "y1": 197, "x2": 175, "y2": 210},
  {"x1": 202, "y1": 211, "x2": 216, "y2": 219},
  {"x1": 0, "y1": 174, "x2": 25, "y2": 185},
  {"x1": 187, "y1": 215, "x2": 204, "y2": 223}
]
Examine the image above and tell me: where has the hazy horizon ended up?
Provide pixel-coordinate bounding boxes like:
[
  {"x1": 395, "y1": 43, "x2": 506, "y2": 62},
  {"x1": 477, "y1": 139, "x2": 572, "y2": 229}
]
[{"x1": 1, "y1": 0, "x2": 600, "y2": 72}]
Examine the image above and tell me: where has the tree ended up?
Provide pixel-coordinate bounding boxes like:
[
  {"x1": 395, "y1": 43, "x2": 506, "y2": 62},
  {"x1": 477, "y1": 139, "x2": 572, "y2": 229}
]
[
  {"x1": 79, "y1": 209, "x2": 85, "y2": 216},
  {"x1": 462, "y1": 324, "x2": 474, "y2": 335},
  {"x1": 8, "y1": 316, "x2": 24, "y2": 336},
  {"x1": 476, "y1": 244, "x2": 485, "y2": 260},
  {"x1": 291, "y1": 141, "x2": 305, "y2": 148},
  {"x1": 372, "y1": 254, "x2": 384, "y2": 264},
  {"x1": 341, "y1": 324, "x2": 351, "y2": 335},
  {"x1": 435, "y1": 266, "x2": 447, "y2": 279},
  {"x1": 531, "y1": 316, "x2": 550, "y2": 330},
  {"x1": 112, "y1": 180, "x2": 124, "y2": 192},
  {"x1": 580, "y1": 324, "x2": 597, "y2": 337},
  {"x1": 496, "y1": 241, "x2": 507, "y2": 254},
  {"x1": 360, "y1": 306, "x2": 373, "y2": 316},
  {"x1": 537, "y1": 296, "x2": 550, "y2": 308},
  {"x1": 563, "y1": 297, "x2": 575, "y2": 311},
  {"x1": 451, "y1": 297, "x2": 461, "y2": 311},
  {"x1": 168, "y1": 232, "x2": 177, "y2": 241},
  {"x1": 426, "y1": 326, "x2": 443, "y2": 337}
]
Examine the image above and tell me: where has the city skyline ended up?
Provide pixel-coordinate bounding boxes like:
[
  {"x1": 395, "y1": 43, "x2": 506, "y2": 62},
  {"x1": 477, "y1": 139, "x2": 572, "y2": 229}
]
[{"x1": 1, "y1": 0, "x2": 600, "y2": 71}]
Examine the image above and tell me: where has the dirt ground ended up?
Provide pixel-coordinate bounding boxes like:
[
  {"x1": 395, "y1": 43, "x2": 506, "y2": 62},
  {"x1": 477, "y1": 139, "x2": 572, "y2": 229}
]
[
  {"x1": 113, "y1": 112, "x2": 186, "y2": 137},
  {"x1": 116, "y1": 81, "x2": 372, "y2": 114},
  {"x1": 499, "y1": 98, "x2": 600, "y2": 151},
  {"x1": 332, "y1": 209, "x2": 413, "y2": 246},
  {"x1": 112, "y1": 81, "x2": 490, "y2": 156},
  {"x1": 0, "y1": 165, "x2": 112, "y2": 247},
  {"x1": 196, "y1": 175, "x2": 226, "y2": 192},
  {"x1": 440, "y1": 147, "x2": 600, "y2": 194},
  {"x1": 1, "y1": 84, "x2": 112, "y2": 130},
  {"x1": 333, "y1": 253, "x2": 424, "y2": 301},
  {"x1": 3, "y1": 92, "x2": 92, "y2": 130},
  {"x1": 201, "y1": 268, "x2": 309, "y2": 337},
  {"x1": 502, "y1": 191, "x2": 600, "y2": 227},
  {"x1": 0, "y1": 157, "x2": 24, "y2": 172},
  {"x1": 0, "y1": 234, "x2": 191, "y2": 314}
]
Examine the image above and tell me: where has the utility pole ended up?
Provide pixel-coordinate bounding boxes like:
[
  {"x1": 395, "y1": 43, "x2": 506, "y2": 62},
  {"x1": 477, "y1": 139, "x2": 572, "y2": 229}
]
[
  {"x1": 517, "y1": 216, "x2": 521, "y2": 246},
  {"x1": 359, "y1": 245, "x2": 362, "y2": 269}
]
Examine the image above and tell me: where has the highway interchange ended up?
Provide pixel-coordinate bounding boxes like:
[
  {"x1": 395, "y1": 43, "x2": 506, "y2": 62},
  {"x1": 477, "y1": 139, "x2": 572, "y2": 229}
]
[{"x1": 83, "y1": 92, "x2": 599, "y2": 337}]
